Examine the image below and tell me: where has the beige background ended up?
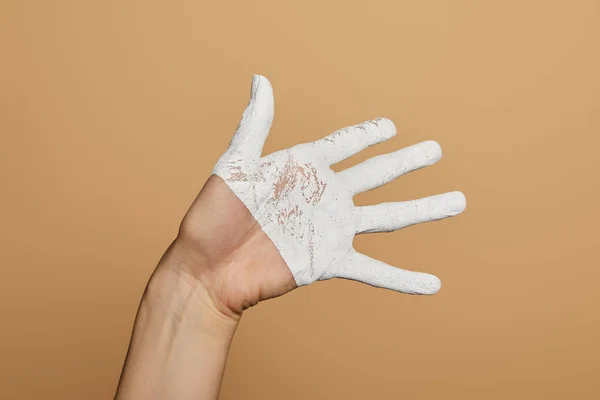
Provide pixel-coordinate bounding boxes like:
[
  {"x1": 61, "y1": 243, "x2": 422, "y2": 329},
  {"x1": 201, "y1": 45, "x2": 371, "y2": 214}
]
[{"x1": 1, "y1": 1, "x2": 600, "y2": 399}]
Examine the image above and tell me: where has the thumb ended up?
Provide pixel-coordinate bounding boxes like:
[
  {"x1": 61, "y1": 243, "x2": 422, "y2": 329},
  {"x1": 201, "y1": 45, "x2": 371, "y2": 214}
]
[{"x1": 227, "y1": 74, "x2": 274, "y2": 166}]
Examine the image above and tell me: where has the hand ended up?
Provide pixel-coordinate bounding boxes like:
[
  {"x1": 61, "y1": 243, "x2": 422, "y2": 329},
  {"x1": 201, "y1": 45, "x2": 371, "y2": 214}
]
[
  {"x1": 116, "y1": 75, "x2": 467, "y2": 399},
  {"x1": 173, "y1": 75, "x2": 466, "y2": 319}
]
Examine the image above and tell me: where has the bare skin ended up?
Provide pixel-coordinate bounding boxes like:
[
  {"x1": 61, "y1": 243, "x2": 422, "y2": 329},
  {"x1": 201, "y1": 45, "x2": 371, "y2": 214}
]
[
  {"x1": 114, "y1": 175, "x2": 296, "y2": 400},
  {"x1": 175, "y1": 174, "x2": 297, "y2": 318}
]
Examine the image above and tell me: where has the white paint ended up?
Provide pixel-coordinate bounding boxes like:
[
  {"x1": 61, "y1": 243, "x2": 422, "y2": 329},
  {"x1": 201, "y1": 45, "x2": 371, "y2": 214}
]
[{"x1": 213, "y1": 75, "x2": 466, "y2": 295}]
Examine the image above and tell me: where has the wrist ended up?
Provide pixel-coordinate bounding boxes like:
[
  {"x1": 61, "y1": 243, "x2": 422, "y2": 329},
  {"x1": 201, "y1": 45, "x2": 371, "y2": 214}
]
[
  {"x1": 116, "y1": 251, "x2": 238, "y2": 400},
  {"x1": 144, "y1": 243, "x2": 240, "y2": 340}
]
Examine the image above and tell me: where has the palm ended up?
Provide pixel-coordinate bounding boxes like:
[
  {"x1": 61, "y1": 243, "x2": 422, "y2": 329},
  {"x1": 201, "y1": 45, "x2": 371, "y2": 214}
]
[{"x1": 224, "y1": 146, "x2": 356, "y2": 284}]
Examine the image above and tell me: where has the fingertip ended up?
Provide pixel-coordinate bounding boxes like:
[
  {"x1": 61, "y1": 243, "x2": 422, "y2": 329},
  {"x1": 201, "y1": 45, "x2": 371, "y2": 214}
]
[
  {"x1": 448, "y1": 191, "x2": 467, "y2": 214},
  {"x1": 251, "y1": 74, "x2": 273, "y2": 99},
  {"x1": 423, "y1": 140, "x2": 443, "y2": 163},
  {"x1": 419, "y1": 274, "x2": 442, "y2": 295},
  {"x1": 429, "y1": 275, "x2": 442, "y2": 294},
  {"x1": 249, "y1": 75, "x2": 274, "y2": 122},
  {"x1": 374, "y1": 118, "x2": 397, "y2": 139}
]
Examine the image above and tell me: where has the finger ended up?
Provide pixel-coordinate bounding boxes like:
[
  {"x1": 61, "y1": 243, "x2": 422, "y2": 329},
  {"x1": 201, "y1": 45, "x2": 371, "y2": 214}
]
[
  {"x1": 355, "y1": 191, "x2": 466, "y2": 234},
  {"x1": 227, "y1": 74, "x2": 274, "y2": 166},
  {"x1": 300, "y1": 118, "x2": 396, "y2": 166},
  {"x1": 338, "y1": 140, "x2": 442, "y2": 194},
  {"x1": 335, "y1": 251, "x2": 441, "y2": 294}
]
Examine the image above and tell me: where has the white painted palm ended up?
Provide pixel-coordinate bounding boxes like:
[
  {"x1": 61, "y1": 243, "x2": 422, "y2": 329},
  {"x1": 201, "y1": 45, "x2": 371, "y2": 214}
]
[{"x1": 213, "y1": 75, "x2": 466, "y2": 294}]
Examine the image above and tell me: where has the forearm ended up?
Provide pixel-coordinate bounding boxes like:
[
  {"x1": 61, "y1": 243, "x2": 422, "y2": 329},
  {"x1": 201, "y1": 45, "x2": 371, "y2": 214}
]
[{"x1": 115, "y1": 242, "x2": 239, "y2": 400}]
